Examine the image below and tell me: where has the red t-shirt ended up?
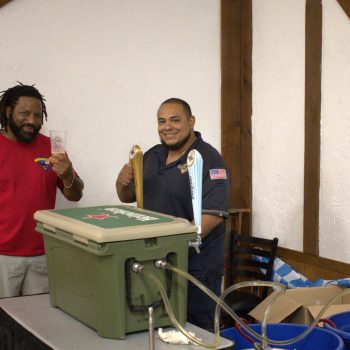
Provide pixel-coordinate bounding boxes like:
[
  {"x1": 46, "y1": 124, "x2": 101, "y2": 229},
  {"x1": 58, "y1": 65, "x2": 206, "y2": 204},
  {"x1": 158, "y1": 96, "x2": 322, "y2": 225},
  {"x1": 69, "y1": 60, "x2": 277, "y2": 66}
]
[{"x1": 0, "y1": 132, "x2": 62, "y2": 256}]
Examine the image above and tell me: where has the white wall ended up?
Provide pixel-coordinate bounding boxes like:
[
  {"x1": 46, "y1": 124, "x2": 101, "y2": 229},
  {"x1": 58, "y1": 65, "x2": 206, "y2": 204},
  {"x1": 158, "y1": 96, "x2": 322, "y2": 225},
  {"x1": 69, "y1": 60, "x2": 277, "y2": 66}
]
[
  {"x1": 0, "y1": 0, "x2": 220, "y2": 208},
  {"x1": 252, "y1": 0, "x2": 350, "y2": 263},
  {"x1": 3, "y1": 0, "x2": 350, "y2": 263},
  {"x1": 320, "y1": 0, "x2": 350, "y2": 262},
  {"x1": 252, "y1": 0, "x2": 306, "y2": 250}
]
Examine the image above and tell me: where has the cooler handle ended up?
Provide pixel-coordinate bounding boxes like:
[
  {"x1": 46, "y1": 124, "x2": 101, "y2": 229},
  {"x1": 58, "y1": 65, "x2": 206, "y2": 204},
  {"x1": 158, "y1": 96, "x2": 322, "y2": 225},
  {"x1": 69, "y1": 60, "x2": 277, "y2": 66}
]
[{"x1": 43, "y1": 223, "x2": 56, "y2": 233}]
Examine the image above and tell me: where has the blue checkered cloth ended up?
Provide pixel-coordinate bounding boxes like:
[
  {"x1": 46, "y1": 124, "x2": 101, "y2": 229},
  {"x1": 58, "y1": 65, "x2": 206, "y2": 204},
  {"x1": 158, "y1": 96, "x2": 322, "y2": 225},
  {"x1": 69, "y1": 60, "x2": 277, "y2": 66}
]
[{"x1": 255, "y1": 256, "x2": 350, "y2": 289}]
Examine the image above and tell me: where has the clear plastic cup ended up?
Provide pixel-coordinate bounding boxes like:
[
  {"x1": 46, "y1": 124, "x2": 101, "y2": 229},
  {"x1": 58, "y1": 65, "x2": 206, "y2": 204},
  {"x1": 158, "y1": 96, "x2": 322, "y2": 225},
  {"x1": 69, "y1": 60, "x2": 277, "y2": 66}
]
[{"x1": 50, "y1": 130, "x2": 67, "y2": 154}]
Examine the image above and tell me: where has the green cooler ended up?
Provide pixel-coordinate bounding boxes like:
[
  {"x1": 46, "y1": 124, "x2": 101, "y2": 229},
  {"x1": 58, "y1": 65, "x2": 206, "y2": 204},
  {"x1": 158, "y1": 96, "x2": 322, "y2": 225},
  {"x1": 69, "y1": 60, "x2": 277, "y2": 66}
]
[{"x1": 34, "y1": 205, "x2": 197, "y2": 339}]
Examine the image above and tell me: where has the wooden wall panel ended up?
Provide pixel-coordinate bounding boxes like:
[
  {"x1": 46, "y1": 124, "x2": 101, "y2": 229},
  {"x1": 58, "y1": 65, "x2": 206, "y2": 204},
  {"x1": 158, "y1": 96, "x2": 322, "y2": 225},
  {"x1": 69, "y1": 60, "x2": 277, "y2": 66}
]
[
  {"x1": 221, "y1": 0, "x2": 252, "y2": 233},
  {"x1": 278, "y1": 247, "x2": 350, "y2": 280},
  {"x1": 303, "y1": 0, "x2": 322, "y2": 255},
  {"x1": 240, "y1": 0, "x2": 252, "y2": 232},
  {"x1": 221, "y1": 0, "x2": 243, "y2": 208}
]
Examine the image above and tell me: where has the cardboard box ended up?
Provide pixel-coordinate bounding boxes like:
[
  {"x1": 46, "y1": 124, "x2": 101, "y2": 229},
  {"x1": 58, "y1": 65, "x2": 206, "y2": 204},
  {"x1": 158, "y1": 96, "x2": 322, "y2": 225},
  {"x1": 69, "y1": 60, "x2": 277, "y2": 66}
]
[{"x1": 249, "y1": 285, "x2": 350, "y2": 324}]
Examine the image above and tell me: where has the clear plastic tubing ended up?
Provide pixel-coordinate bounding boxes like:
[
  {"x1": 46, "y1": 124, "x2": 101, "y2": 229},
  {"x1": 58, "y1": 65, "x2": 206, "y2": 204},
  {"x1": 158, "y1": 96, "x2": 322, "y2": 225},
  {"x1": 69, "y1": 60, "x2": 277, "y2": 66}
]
[
  {"x1": 162, "y1": 262, "x2": 287, "y2": 348},
  {"x1": 142, "y1": 260, "x2": 350, "y2": 349}
]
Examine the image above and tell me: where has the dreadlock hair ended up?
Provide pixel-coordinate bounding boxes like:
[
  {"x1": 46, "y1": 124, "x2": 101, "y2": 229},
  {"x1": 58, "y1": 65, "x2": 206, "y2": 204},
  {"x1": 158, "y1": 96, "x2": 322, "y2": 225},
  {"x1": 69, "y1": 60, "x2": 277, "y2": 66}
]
[
  {"x1": 159, "y1": 97, "x2": 192, "y2": 118},
  {"x1": 0, "y1": 82, "x2": 47, "y2": 129}
]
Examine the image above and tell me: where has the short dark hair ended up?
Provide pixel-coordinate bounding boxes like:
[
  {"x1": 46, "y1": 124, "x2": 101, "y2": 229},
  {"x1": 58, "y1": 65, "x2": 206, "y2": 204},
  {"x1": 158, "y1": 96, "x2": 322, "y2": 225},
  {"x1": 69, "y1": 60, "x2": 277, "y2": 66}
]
[
  {"x1": 0, "y1": 82, "x2": 47, "y2": 129},
  {"x1": 159, "y1": 98, "x2": 192, "y2": 117}
]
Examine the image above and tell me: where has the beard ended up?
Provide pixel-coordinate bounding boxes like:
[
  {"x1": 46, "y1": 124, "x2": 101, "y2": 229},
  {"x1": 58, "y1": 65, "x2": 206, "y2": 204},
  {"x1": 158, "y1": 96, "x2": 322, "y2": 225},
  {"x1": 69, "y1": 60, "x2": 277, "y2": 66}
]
[
  {"x1": 161, "y1": 131, "x2": 192, "y2": 151},
  {"x1": 7, "y1": 114, "x2": 41, "y2": 143}
]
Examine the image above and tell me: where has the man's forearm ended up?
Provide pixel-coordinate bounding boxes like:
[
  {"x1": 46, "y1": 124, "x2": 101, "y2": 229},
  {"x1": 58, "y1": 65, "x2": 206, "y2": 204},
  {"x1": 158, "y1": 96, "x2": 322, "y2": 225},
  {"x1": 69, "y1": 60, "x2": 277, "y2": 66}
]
[
  {"x1": 198, "y1": 215, "x2": 224, "y2": 239},
  {"x1": 62, "y1": 177, "x2": 84, "y2": 202}
]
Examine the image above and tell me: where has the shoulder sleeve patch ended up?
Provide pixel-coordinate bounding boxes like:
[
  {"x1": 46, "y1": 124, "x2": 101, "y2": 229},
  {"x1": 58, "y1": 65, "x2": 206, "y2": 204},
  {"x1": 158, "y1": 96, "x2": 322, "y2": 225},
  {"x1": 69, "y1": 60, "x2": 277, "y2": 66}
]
[{"x1": 209, "y1": 168, "x2": 227, "y2": 180}]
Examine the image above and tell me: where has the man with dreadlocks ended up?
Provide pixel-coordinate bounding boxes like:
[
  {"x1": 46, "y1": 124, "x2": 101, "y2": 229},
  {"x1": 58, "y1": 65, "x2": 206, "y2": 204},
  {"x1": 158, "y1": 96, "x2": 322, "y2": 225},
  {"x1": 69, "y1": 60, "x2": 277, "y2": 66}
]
[{"x1": 0, "y1": 82, "x2": 84, "y2": 298}]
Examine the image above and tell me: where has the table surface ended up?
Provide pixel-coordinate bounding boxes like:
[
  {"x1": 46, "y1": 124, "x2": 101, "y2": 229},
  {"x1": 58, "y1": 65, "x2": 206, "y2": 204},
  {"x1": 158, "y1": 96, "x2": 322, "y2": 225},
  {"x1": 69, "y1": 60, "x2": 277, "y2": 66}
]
[{"x1": 0, "y1": 294, "x2": 234, "y2": 350}]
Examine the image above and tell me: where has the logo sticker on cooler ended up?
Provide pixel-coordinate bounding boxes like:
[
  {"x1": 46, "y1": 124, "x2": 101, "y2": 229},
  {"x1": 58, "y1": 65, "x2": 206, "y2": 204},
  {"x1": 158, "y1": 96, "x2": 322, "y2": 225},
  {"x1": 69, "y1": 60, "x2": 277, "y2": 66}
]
[
  {"x1": 83, "y1": 208, "x2": 159, "y2": 222},
  {"x1": 84, "y1": 214, "x2": 113, "y2": 220},
  {"x1": 34, "y1": 157, "x2": 52, "y2": 171}
]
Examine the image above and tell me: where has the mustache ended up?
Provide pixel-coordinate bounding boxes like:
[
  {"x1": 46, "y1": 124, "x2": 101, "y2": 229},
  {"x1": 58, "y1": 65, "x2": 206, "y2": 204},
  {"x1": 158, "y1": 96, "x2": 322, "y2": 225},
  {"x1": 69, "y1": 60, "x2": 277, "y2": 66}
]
[{"x1": 21, "y1": 123, "x2": 39, "y2": 131}]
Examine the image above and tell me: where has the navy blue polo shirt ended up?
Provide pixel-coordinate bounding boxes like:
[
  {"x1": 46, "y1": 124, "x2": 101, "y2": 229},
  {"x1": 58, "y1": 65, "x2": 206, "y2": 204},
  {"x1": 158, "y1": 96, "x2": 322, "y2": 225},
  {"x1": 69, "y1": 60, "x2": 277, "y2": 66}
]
[{"x1": 143, "y1": 132, "x2": 230, "y2": 277}]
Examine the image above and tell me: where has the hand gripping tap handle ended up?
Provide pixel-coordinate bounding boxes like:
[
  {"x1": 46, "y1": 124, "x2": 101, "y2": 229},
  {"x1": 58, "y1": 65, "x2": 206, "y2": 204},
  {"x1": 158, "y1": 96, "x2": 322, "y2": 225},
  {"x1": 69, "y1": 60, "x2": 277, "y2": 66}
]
[
  {"x1": 130, "y1": 145, "x2": 144, "y2": 209},
  {"x1": 187, "y1": 149, "x2": 203, "y2": 253}
]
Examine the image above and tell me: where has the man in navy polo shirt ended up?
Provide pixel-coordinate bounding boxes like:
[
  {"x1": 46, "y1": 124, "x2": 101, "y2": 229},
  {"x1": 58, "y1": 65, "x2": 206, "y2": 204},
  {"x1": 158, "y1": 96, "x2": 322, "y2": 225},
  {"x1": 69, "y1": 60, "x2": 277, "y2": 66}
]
[{"x1": 116, "y1": 98, "x2": 230, "y2": 330}]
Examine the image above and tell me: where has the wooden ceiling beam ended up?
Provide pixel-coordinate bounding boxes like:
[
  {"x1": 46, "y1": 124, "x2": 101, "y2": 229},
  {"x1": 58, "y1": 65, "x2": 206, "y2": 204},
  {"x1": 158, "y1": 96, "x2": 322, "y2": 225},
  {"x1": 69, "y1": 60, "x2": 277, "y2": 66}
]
[
  {"x1": 0, "y1": 0, "x2": 13, "y2": 8},
  {"x1": 337, "y1": 0, "x2": 350, "y2": 19}
]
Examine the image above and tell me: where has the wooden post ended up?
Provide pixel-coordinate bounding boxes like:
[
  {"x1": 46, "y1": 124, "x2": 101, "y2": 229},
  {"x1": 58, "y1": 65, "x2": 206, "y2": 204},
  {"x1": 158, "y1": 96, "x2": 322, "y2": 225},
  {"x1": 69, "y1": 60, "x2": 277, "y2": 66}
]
[
  {"x1": 221, "y1": 0, "x2": 252, "y2": 234},
  {"x1": 303, "y1": 0, "x2": 322, "y2": 255}
]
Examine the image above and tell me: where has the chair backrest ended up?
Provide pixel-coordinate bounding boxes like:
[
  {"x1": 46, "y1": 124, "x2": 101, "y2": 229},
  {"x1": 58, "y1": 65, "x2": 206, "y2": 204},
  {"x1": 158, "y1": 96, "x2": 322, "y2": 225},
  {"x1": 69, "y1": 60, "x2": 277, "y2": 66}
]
[
  {"x1": 228, "y1": 232, "x2": 278, "y2": 299},
  {"x1": 223, "y1": 208, "x2": 251, "y2": 289}
]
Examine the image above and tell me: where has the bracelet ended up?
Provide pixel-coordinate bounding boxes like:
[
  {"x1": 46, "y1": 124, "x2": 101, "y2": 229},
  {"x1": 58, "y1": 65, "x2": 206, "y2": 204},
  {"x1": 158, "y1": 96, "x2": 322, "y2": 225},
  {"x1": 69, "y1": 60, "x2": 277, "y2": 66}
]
[{"x1": 64, "y1": 172, "x2": 75, "y2": 189}]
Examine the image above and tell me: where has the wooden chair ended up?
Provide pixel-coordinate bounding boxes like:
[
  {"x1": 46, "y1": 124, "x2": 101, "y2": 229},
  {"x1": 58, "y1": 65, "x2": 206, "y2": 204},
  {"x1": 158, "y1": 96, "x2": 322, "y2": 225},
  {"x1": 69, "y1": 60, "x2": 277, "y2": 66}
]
[
  {"x1": 222, "y1": 232, "x2": 278, "y2": 328},
  {"x1": 223, "y1": 208, "x2": 251, "y2": 289}
]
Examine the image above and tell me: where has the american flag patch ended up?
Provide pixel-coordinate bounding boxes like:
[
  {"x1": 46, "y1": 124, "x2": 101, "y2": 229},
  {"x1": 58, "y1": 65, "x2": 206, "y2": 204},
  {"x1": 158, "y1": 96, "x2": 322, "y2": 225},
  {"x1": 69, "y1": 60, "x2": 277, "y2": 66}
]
[{"x1": 209, "y1": 168, "x2": 227, "y2": 180}]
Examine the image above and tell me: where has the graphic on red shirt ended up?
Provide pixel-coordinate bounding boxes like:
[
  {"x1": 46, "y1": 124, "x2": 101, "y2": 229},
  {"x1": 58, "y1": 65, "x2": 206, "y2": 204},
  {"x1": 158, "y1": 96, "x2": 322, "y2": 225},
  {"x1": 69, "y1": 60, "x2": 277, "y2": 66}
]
[{"x1": 34, "y1": 157, "x2": 52, "y2": 171}]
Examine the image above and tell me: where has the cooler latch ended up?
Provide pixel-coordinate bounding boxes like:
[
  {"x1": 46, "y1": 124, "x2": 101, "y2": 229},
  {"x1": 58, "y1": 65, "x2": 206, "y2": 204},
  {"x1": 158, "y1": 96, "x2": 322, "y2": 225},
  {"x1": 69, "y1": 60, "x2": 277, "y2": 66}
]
[
  {"x1": 43, "y1": 223, "x2": 56, "y2": 233},
  {"x1": 73, "y1": 234, "x2": 89, "y2": 245}
]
